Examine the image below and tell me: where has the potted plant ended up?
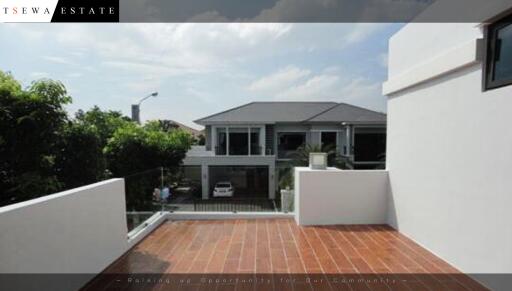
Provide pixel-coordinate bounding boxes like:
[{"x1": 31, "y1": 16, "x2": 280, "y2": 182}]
[{"x1": 278, "y1": 167, "x2": 294, "y2": 212}]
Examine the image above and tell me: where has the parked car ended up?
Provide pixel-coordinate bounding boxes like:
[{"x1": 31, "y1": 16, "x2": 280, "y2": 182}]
[{"x1": 213, "y1": 181, "x2": 234, "y2": 197}]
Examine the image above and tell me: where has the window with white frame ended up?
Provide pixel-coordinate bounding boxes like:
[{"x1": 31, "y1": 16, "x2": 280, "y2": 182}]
[{"x1": 213, "y1": 126, "x2": 264, "y2": 156}]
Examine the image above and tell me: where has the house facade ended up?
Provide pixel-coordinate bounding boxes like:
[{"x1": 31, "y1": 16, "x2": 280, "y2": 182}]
[{"x1": 184, "y1": 102, "x2": 386, "y2": 199}]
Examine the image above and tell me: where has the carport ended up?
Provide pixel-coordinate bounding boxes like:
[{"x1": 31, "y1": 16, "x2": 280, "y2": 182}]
[{"x1": 208, "y1": 166, "x2": 269, "y2": 198}]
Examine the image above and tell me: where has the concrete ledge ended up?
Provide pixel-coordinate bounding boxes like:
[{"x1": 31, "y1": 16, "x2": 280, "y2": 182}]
[
  {"x1": 167, "y1": 211, "x2": 294, "y2": 220},
  {"x1": 383, "y1": 39, "x2": 482, "y2": 96},
  {"x1": 127, "y1": 211, "x2": 168, "y2": 248}
]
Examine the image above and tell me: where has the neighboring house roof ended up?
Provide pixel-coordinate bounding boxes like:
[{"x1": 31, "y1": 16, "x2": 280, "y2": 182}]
[
  {"x1": 306, "y1": 103, "x2": 387, "y2": 123},
  {"x1": 163, "y1": 120, "x2": 203, "y2": 137},
  {"x1": 194, "y1": 102, "x2": 386, "y2": 125}
]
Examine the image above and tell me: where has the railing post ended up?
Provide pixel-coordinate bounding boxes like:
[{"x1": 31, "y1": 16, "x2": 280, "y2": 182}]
[{"x1": 160, "y1": 167, "x2": 164, "y2": 213}]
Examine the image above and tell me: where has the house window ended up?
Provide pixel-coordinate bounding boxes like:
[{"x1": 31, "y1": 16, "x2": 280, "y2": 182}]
[
  {"x1": 278, "y1": 132, "x2": 306, "y2": 159},
  {"x1": 353, "y1": 127, "x2": 386, "y2": 168},
  {"x1": 214, "y1": 126, "x2": 263, "y2": 156},
  {"x1": 485, "y1": 15, "x2": 512, "y2": 90},
  {"x1": 216, "y1": 127, "x2": 227, "y2": 155},
  {"x1": 321, "y1": 132, "x2": 337, "y2": 150},
  {"x1": 228, "y1": 127, "x2": 249, "y2": 155}
]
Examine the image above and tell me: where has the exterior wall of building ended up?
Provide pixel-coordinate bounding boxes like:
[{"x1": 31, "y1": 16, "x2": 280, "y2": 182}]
[
  {"x1": 385, "y1": 21, "x2": 512, "y2": 289},
  {"x1": 310, "y1": 131, "x2": 321, "y2": 147},
  {"x1": 190, "y1": 121, "x2": 384, "y2": 201}
]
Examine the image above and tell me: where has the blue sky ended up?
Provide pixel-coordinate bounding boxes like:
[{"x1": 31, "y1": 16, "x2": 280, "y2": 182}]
[{"x1": 0, "y1": 23, "x2": 403, "y2": 129}]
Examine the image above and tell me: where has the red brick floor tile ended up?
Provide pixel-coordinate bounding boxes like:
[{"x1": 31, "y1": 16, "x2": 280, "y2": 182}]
[{"x1": 94, "y1": 219, "x2": 488, "y2": 291}]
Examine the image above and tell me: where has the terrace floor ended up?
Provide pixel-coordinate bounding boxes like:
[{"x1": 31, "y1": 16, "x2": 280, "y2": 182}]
[{"x1": 84, "y1": 219, "x2": 487, "y2": 291}]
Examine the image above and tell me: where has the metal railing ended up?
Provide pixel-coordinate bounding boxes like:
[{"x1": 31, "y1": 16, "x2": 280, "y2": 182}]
[
  {"x1": 215, "y1": 146, "x2": 227, "y2": 155},
  {"x1": 193, "y1": 198, "x2": 278, "y2": 212},
  {"x1": 215, "y1": 146, "x2": 264, "y2": 156}
]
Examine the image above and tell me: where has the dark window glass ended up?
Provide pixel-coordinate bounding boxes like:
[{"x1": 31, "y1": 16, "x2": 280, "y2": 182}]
[
  {"x1": 354, "y1": 133, "x2": 386, "y2": 162},
  {"x1": 321, "y1": 132, "x2": 337, "y2": 150},
  {"x1": 228, "y1": 128, "x2": 249, "y2": 155},
  {"x1": 486, "y1": 17, "x2": 512, "y2": 89},
  {"x1": 278, "y1": 133, "x2": 306, "y2": 159},
  {"x1": 216, "y1": 128, "x2": 227, "y2": 155}
]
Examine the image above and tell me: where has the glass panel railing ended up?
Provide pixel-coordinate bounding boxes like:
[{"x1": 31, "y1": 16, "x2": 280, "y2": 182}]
[
  {"x1": 123, "y1": 164, "x2": 297, "y2": 223},
  {"x1": 193, "y1": 198, "x2": 277, "y2": 212},
  {"x1": 124, "y1": 168, "x2": 164, "y2": 232},
  {"x1": 161, "y1": 166, "x2": 202, "y2": 212}
]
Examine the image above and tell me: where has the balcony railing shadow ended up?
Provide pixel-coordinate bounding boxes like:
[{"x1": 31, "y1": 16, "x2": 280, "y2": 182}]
[{"x1": 193, "y1": 198, "x2": 278, "y2": 212}]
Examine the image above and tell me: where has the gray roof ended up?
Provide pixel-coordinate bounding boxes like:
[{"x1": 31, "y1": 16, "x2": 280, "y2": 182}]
[
  {"x1": 306, "y1": 103, "x2": 386, "y2": 123},
  {"x1": 194, "y1": 102, "x2": 386, "y2": 125}
]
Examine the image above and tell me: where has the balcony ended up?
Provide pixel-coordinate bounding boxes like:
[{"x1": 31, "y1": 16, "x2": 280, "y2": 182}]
[
  {"x1": 84, "y1": 219, "x2": 485, "y2": 291},
  {"x1": 215, "y1": 145, "x2": 262, "y2": 156},
  {"x1": 0, "y1": 167, "x2": 490, "y2": 291}
]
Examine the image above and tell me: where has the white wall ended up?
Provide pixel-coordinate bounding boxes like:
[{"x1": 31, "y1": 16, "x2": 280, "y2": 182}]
[
  {"x1": 0, "y1": 179, "x2": 129, "y2": 291},
  {"x1": 294, "y1": 167, "x2": 388, "y2": 225},
  {"x1": 386, "y1": 21, "x2": 512, "y2": 290}
]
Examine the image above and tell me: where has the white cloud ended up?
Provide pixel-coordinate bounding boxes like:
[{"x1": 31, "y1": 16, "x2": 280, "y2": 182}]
[
  {"x1": 14, "y1": 23, "x2": 383, "y2": 79},
  {"x1": 42, "y1": 55, "x2": 76, "y2": 66},
  {"x1": 30, "y1": 72, "x2": 49, "y2": 79},
  {"x1": 249, "y1": 65, "x2": 386, "y2": 112},
  {"x1": 67, "y1": 72, "x2": 83, "y2": 78},
  {"x1": 7, "y1": 23, "x2": 390, "y2": 123},
  {"x1": 345, "y1": 23, "x2": 384, "y2": 44},
  {"x1": 248, "y1": 66, "x2": 311, "y2": 93},
  {"x1": 277, "y1": 73, "x2": 340, "y2": 100},
  {"x1": 186, "y1": 11, "x2": 229, "y2": 22}
]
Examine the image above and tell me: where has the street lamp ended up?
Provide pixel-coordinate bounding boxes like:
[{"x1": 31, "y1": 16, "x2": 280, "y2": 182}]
[{"x1": 131, "y1": 92, "x2": 158, "y2": 124}]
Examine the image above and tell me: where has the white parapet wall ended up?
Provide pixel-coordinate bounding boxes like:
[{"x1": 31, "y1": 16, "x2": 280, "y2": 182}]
[
  {"x1": 294, "y1": 167, "x2": 388, "y2": 225},
  {"x1": 0, "y1": 179, "x2": 129, "y2": 291}
]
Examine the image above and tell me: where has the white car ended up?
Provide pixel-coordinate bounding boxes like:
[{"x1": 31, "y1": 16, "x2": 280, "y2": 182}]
[{"x1": 213, "y1": 181, "x2": 234, "y2": 197}]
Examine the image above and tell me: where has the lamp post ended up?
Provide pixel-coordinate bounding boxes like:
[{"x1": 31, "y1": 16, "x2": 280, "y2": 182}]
[{"x1": 131, "y1": 92, "x2": 158, "y2": 124}]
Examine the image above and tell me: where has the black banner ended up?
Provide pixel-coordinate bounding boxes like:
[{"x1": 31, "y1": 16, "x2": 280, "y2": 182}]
[{"x1": 51, "y1": 0, "x2": 119, "y2": 22}]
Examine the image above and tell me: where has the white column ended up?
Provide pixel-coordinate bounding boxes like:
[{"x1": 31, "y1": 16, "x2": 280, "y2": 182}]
[
  {"x1": 269, "y1": 163, "x2": 275, "y2": 199},
  {"x1": 212, "y1": 126, "x2": 216, "y2": 154},
  {"x1": 345, "y1": 125, "x2": 352, "y2": 157},
  {"x1": 226, "y1": 127, "x2": 230, "y2": 156},
  {"x1": 201, "y1": 164, "x2": 209, "y2": 200},
  {"x1": 261, "y1": 126, "x2": 266, "y2": 156},
  {"x1": 248, "y1": 127, "x2": 251, "y2": 156}
]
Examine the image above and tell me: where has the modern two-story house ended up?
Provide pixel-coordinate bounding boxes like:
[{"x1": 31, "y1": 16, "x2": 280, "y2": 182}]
[{"x1": 184, "y1": 101, "x2": 386, "y2": 200}]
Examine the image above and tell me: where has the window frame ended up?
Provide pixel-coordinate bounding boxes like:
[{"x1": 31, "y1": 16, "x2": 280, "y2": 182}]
[
  {"x1": 485, "y1": 14, "x2": 512, "y2": 90},
  {"x1": 211, "y1": 125, "x2": 265, "y2": 156}
]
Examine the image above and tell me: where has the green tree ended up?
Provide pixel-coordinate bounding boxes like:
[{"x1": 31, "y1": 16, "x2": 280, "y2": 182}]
[
  {"x1": 74, "y1": 105, "x2": 132, "y2": 147},
  {"x1": 0, "y1": 71, "x2": 71, "y2": 206},
  {"x1": 104, "y1": 123, "x2": 193, "y2": 210},
  {"x1": 0, "y1": 71, "x2": 195, "y2": 208},
  {"x1": 54, "y1": 123, "x2": 105, "y2": 189},
  {"x1": 196, "y1": 134, "x2": 206, "y2": 145}
]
